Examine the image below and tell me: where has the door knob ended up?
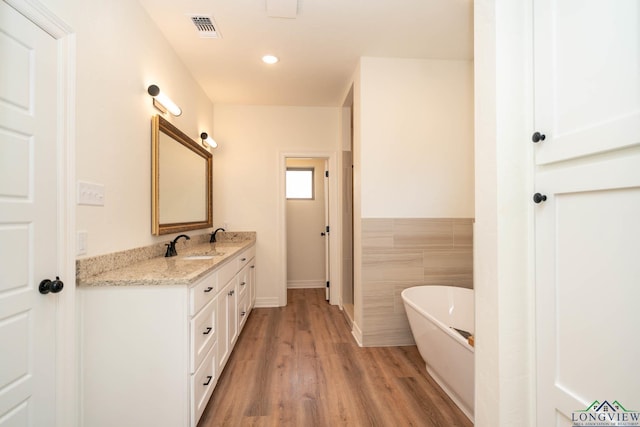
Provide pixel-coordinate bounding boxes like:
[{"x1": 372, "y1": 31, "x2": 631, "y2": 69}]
[
  {"x1": 533, "y1": 193, "x2": 547, "y2": 204},
  {"x1": 39, "y1": 276, "x2": 64, "y2": 294}
]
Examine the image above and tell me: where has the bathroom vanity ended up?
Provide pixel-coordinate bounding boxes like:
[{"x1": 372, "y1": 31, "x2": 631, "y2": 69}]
[{"x1": 78, "y1": 235, "x2": 256, "y2": 427}]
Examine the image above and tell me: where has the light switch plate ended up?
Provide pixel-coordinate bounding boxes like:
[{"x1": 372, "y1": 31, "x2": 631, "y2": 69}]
[{"x1": 77, "y1": 181, "x2": 105, "y2": 206}]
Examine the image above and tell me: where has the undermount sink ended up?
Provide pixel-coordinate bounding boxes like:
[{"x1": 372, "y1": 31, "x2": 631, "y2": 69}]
[
  {"x1": 182, "y1": 251, "x2": 225, "y2": 260},
  {"x1": 182, "y1": 255, "x2": 215, "y2": 260}
]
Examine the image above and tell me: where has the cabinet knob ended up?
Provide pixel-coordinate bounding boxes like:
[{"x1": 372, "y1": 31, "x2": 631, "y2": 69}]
[
  {"x1": 241, "y1": 311, "x2": 246, "y2": 317},
  {"x1": 203, "y1": 327, "x2": 212, "y2": 335},
  {"x1": 532, "y1": 131, "x2": 546, "y2": 143},
  {"x1": 241, "y1": 257, "x2": 247, "y2": 262},
  {"x1": 533, "y1": 193, "x2": 547, "y2": 204},
  {"x1": 204, "y1": 286, "x2": 213, "y2": 293},
  {"x1": 240, "y1": 281, "x2": 246, "y2": 286},
  {"x1": 228, "y1": 290, "x2": 235, "y2": 296}
]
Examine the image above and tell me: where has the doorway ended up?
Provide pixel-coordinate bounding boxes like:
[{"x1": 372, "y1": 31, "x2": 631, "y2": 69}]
[
  {"x1": 285, "y1": 157, "x2": 329, "y2": 296},
  {"x1": 279, "y1": 151, "x2": 339, "y2": 307},
  {"x1": 340, "y1": 90, "x2": 354, "y2": 323}
]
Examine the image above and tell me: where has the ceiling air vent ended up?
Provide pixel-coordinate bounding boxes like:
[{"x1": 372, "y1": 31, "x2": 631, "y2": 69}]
[{"x1": 189, "y1": 15, "x2": 221, "y2": 39}]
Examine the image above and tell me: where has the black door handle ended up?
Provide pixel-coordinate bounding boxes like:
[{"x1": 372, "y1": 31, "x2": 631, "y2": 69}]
[{"x1": 39, "y1": 276, "x2": 64, "y2": 294}]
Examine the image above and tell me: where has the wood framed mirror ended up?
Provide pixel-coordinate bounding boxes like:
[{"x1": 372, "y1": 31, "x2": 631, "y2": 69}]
[{"x1": 151, "y1": 115, "x2": 212, "y2": 235}]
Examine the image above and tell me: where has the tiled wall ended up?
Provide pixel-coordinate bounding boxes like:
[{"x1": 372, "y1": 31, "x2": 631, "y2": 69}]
[{"x1": 361, "y1": 218, "x2": 473, "y2": 346}]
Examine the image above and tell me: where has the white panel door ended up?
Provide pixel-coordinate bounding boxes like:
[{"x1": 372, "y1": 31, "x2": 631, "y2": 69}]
[
  {"x1": 324, "y1": 160, "x2": 330, "y2": 300},
  {"x1": 0, "y1": 3, "x2": 59, "y2": 426},
  {"x1": 534, "y1": 1, "x2": 640, "y2": 426}
]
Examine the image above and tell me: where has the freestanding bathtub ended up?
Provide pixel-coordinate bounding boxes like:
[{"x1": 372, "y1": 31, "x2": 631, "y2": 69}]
[{"x1": 401, "y1": 285, "x2": 474, "y2": 422}]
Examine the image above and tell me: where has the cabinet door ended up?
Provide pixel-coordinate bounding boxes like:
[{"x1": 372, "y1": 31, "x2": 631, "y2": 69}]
[
  {"x1": 249, "y1": 260, "x2": 256, "y2": 309},
  {"x1": 228, "y1": 280, "x2": 238, "y2": 347},
  {"x1": 217, "y1": 277, "x2": 237, "y2": 372},
  {"x1": 216, "y1": 282, "x2": 229, "y2": 373},
  {"x1": 238, "y1": 292, "x2": 249, "y2": 332},
  {"x1": 533, "y1": 1, "x2": 640, "y2": 425}
]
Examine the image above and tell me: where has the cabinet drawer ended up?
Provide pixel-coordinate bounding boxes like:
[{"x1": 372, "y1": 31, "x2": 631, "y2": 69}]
[
  {"x1": 217, "y1": 257, "x2": 239, "y2": 290},
  {"x1": 191, "y1": 342, "x2": 216, "y2": 426},
  {"x1": 190, "y1": 297, "x2": 216, "y2": 373},
  {"x1": 190, "y1": 273, "x2": 217, "y2": 315},
  {"x1": 237, "y1": 246, "x2": 255, "y2": 270},
  {"x1": 238, "y1": 264, "x2": 250, "y2": 300}
]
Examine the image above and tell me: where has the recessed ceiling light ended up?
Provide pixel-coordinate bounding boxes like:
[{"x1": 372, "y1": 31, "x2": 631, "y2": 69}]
[{"x1": 262, "y1": 55, "x2": 279, "y2": 64}]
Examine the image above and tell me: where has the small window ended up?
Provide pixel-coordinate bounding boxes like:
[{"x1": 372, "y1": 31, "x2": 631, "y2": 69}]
[{"x1": 286, "y1": 168, "x2": 314, "y2": 199}]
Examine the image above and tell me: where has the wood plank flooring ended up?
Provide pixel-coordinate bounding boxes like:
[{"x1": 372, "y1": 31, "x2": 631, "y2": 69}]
[{"x1": 198, "y1": 288, "x2": 472, "y2": 427}]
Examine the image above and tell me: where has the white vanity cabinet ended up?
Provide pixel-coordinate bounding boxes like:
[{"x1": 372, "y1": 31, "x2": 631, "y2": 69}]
[
  {"x1": 80, "y1": 243, "x2": 256, "y2": 427},
  {"x1": 216, "y1": 245, "x2": 256, "y2": 372}
]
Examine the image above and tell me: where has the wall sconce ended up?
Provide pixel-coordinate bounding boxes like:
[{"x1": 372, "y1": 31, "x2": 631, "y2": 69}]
[
  {"x1": 200, "y1": 132, "x2": 218, "y2": 149},
  {"x1": 147, "y1": 84, "x2": 182, "y2": 116}
]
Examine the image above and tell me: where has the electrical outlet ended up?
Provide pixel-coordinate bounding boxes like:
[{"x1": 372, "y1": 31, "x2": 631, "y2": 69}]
[{"x1": 77, "y1": 231, "x2": 88, "y2": 255}]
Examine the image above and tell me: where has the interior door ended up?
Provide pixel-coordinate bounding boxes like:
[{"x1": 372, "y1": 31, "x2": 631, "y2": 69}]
[
  {"x1": 0, "y1": 3, "x2": 60, "y2": 425},
  {"x1": 323, "y1": 160, "x2": 330, "y2": 300},
  {"x1": 533, "y1": 1, "x2": 640, "y2": 425}
]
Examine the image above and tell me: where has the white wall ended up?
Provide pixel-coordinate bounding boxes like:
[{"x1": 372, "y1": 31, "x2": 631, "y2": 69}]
[
  {"x1": 349, "y1": 57, "x2": 475, "y2": 341},
  {"x1": 40, "y1": 0, "x2": 215, "y2": 258},
  {"x1": 211, "y1": 105, "x2": 340, "y2": 305},
  {"x1": 474, "y1": 0, "x2": 534, "y2": 426},
  {"x1": 359, "y1": 57, "x2": 475, "y2": 218},
  {"x1": 286, "y1": 158, "x2": 327, "y2": 288}
]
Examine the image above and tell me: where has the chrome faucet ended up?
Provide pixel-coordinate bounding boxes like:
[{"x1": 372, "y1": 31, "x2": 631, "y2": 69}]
[
  {"x1": 210, "y1": 228, "x2": 225, "y2": 243},
  {"x1": 165, "y1": 234, "x2": 190, "y2": 257}
]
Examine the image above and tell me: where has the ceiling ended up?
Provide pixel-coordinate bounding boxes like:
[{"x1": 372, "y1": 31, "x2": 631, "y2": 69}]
[{"x1": 138, "y1": 0, "x2": 474, "y2": 107}]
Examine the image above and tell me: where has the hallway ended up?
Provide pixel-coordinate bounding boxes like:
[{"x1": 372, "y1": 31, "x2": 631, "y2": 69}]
[{"x1": 198, "y1": 288, "x2": 472, "y2": 426}]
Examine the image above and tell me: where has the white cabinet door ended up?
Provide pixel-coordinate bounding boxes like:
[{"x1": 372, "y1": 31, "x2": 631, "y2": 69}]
[
  {"x1": 0, "y1": 4, "x2": 59, "y2": 425},
  {"x1": 249, "y1": 261, "x2": 256, "y2": 309},
  {"x1": 533, "y1": 0, "x2": 640, "y2": 166},
  {"x1": 228, "y1": 280, "x2": 238, "y2": 347},
  {"x1": 217, "y1": 277, "x2": 237, "y2": 372},
  {"x1": 534, "y1": 1, "x2": 640, "y2": 425}
]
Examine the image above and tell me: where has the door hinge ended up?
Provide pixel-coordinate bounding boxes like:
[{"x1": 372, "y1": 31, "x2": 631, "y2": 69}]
[
  {"x1": 326, "y1": 281, "x2": 330, "y2": 288},
  {"x1": 325, "y1": 170, "x2": 329, "y2": 178}
]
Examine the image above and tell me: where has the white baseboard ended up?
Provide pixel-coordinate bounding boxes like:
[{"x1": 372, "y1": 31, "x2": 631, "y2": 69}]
[
  {"x1": 287, "y1": 280, "x2": 325, "y2": 289},
  {"x1": 255, "y1": 297, "x2": 280, "y2": 308},
  {"x1": 351, "y1": 322, "x2": 363, "y2": 347}
]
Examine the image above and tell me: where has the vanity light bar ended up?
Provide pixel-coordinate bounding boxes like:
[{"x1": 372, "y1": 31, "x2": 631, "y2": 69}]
[
  {"x1": 200, "y1": 132, "x2": 218, "y2": 149},
  {"x1": 147, "y1": 85, "x2": 182, "y2": 117}
]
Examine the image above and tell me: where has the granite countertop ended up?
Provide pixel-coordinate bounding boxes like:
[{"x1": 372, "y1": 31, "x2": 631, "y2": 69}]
[{"x1": 78, "y1": 233, "x2": 255, "y2": 287}]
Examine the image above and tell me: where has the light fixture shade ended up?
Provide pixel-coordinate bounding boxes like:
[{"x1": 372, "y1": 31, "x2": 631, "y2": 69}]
[
  {"x1": 147, "y1": 84, "x2": 182, "y2": 116},
  {"x1": 200, "y1": 132, "x2": 218, "y2": 149}
]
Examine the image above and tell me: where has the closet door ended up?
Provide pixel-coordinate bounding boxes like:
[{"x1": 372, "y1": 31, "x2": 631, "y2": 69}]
[
  {"x1": 0, "y1": 3, "x2": 61, "y2": 425},
  {"x1": 533, "y1": 1, "x2": 640, "y2": 426}
]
